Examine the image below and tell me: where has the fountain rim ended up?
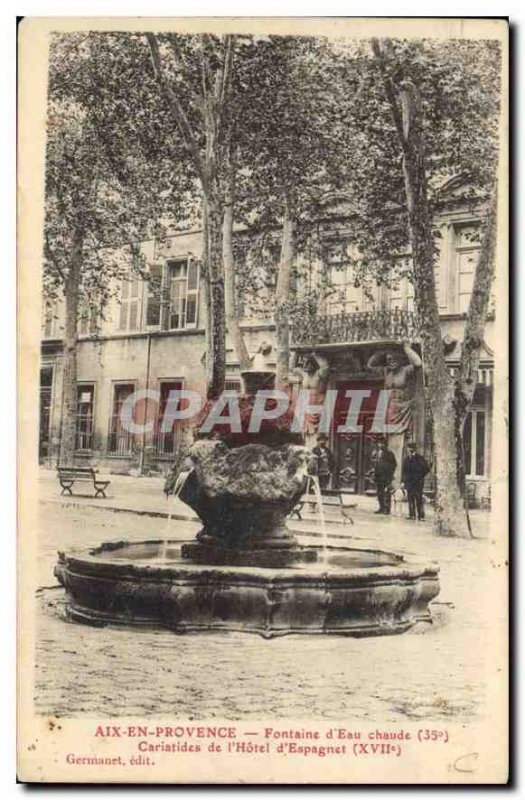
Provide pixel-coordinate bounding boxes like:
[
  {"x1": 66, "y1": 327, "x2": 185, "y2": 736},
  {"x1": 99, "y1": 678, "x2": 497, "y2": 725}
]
[{"x1": 56, "y1": 538, "x2": 439, "y2": 581}]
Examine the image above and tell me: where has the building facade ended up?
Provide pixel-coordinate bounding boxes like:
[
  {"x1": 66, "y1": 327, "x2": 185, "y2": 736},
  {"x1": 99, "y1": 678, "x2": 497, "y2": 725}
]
[{"x1": 40, "y1": 181, "x2": 494, "y2": 507}]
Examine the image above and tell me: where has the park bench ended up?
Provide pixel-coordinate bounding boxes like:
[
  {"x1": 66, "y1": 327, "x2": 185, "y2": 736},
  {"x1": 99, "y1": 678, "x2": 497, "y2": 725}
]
[
  {"x1": 57, "y1": 466, "x2": 110, "y2": 498},
  {"x1": 290, "y1": 479, "x2": 356, "y2": 525}
]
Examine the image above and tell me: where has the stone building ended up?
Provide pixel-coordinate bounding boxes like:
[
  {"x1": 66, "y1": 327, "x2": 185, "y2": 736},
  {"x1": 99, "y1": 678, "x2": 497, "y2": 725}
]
[{"x1": 40, "y1": 178, "x2": 494, "y2": 507}]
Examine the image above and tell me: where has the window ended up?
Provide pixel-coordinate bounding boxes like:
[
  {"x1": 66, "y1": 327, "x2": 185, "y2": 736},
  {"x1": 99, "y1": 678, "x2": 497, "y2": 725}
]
[
  {"x1": 108, "y1": 383, "x2": 135, "y2": 455},
  {"x1": 166, "y1": 259, "x2": 200, "y2": 330},
  {"x1": 155, "y1": 380, "x2": 184, "y2": 457},
  {"x1": 145, "y1": 264, "x2": 163, "y2": 328},
  {"x1": 78, "y1": 305, "x2": 98, "y2": 336},
  {"x1": 118, "y1": 276, "x2": 141, "y2": 332},
  {"x1": 43, "y1": 303, "x2": 59, "y2": 339},
  {"x1": 463, "y1": 409, "x2": 486, "y2": 477},
  {"x1": 455, "y1": 225, "x2": 480, "y2": 313},
  {"x1": 76, "y1": 384, "x2": 95, "y2": 450},
  {"x1": 39, "y1": 367, "x2": 53, "y2": 461},
  {"x1": 327, "y1": 263, "x2": 363, "y2": 314}
]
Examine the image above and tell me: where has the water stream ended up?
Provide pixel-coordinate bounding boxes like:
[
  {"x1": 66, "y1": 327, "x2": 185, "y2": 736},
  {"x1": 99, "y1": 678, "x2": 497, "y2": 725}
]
[
  {"x1": 160, "y1": 511, "x2": 175, "y2": 561},
  {"x1": 161, "y1": 470, "x2": 193, "y2": 561},
  {"x1": 308, "y1": 475, "x2": 328, "y2": 563}
]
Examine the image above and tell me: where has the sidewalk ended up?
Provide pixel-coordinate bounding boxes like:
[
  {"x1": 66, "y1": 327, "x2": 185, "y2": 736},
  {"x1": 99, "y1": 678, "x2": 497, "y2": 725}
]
[
  {"x1": 40, "y1": 467, "x2": 433, "y2": 540},
  {"x1": 39, "y1": 467, "x2": 491, "y2": 556}
]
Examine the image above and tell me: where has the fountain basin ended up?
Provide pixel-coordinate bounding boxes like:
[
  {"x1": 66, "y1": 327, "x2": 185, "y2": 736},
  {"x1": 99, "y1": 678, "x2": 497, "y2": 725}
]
[{"x1": 54, "y1": 540, "x2": 440, "y2": 638}]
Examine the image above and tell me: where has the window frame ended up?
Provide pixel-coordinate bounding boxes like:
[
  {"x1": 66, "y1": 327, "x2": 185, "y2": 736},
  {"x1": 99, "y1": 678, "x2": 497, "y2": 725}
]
[
  {"x1": 43, "y1": 302, "x2": 60, "y2": 339},
  {"x1": 165, "y1": 258, "x2": 200, "y2": 331},
  {"x1": 463, "y1": 407, "x2": 487, "y2": 479},
  {"x1": 453, "y1": 221, "x2": 481, "y2": 315},
  {"x1": 39, "y1": 365, "x2": 54, "y2": 461},
  {"x1": 75, "y1": 383, "x2": 96, "y2": 452},
  {"x1": 108, "y1": 381, "x2": 136, "y2": 457},
  {"x1": 118, "y1": 275, "x2": 143, "y2": 333},
  {"x1": 144, "y1": 263, "x2": 164, "y2": 330},
  {"x1": 154, "y1": 378, "x2": 185, "y2": 459},
  {"x1": 78, "y1": 305, "x2": 99, "y2": 337}
]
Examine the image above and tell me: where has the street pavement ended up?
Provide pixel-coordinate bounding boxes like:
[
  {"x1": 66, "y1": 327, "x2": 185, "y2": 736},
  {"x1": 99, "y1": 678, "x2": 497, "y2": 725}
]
[{"x1": 33, "y1": 470, "x2": 500, "y2": 722}]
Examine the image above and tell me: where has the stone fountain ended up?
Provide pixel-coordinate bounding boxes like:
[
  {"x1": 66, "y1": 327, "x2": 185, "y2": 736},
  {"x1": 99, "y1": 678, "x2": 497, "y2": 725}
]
[{"x1": 54, "y1": 364, "x2": 439, "y2": 638}]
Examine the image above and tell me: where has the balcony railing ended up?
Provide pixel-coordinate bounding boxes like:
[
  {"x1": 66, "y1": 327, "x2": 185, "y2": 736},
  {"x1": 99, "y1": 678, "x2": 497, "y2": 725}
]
[{"x1": 291, "y1": 308, "x2": 418, "y2": 347}]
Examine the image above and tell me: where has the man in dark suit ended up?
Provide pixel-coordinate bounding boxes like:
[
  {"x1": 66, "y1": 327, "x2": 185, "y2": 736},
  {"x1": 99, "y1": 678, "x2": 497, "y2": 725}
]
[
  {"x1": 373, "y1": 440, "x2": 397, "y2": 515},
  {"x1": 311, "y1": 433, "x2": 335, "y2": 490},
  {"x1": 402, "y1": 442, "x2": 430, "y2": 520}
]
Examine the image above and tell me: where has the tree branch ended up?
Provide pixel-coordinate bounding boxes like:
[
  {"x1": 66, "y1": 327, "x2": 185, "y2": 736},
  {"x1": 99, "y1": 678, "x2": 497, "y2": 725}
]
[
  {"x1": 371, "y1": 38, "x2": 407, "y2": 150},
  {"x1": 145, "y1": 32, "x2": 206, "y2": 186},
  {"x1": 217, "y1": 35, "x2": 235, "y2": 136},
  {"x1": 166, "y1": 35, "x2": 204, "y2": 119}
]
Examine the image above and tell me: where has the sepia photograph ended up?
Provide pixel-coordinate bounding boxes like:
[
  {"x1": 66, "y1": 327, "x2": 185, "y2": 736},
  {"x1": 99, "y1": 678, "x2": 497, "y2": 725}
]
[{"x1": 17, "y1": 15, "x2": 508, "y2": 784}]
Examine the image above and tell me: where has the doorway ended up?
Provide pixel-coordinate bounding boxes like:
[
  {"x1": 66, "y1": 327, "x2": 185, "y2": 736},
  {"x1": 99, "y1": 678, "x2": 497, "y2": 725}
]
[
  {"x1": 39, "y1": 366, "x2": 53, "y2": 463},
  {"x1": 333, "y1": 380, "x2": 382, "y2": 494}
]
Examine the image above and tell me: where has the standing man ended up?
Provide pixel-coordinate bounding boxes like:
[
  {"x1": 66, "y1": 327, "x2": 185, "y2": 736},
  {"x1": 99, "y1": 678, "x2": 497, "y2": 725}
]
[
  {"x1": 373, "y1": 439, "x2": 397, "y2": 515},
  {"x1": 311, "y1": 433, "x2": 335, "y2": 491},
  {"x1": 402, "y1": 442, "x2": 430, "y2": 520}
]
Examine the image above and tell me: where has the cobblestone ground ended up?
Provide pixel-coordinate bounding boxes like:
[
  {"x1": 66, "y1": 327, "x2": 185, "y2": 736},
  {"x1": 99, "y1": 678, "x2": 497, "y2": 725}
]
[{"x1": 34, "y1": 497, "x2": 500, "y2": 722}]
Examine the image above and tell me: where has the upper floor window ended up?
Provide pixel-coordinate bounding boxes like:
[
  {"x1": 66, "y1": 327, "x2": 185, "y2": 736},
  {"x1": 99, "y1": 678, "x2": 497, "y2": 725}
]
[
  {"x1": 166, "y1": 259, "x2": 200, "y2": 330},
  {"x1": 118, "y1": 276, "x2": 141, "y2": 332},
  {"x1": 455, "y1": 224, "x2": 480, "y2": 313},
  {"x1": 43, "y1": 302, "x2": 59, "y2": 339},
  {"x1": 145, "y1": 264, "x2": 163, "y2": 328},
  {"x1": 78, "y1": 304, "x2": 98, "y2": 336}
]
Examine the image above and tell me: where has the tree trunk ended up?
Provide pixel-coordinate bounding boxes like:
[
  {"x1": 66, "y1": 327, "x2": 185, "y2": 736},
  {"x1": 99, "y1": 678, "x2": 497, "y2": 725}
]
[
  {"x1": 401, "y1": 135, "x2": 468, "y2": 536},
  {"x1": 58, "y1": 242, "x2": 82, "y2": 466},
  {"x1": 453, "y1": 187, "x2": 498, "y2": 489},
  {"x1": 274, "y1": 199, "x2": 295, "y2": 391},
  {"x1": 373, "y1": 40, "x2": 469, "y2": 536},
  {"x1": 204, "y1": 191, "x2": 227, "y2": 399},
  {"x1": 223, "y1": 162, "x2": 251, "y2": 371}
]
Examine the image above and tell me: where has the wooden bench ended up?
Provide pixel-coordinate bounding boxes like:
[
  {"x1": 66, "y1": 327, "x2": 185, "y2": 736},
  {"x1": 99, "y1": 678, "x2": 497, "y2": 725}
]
[
  {"x1": 57, "y1": 467, "x2": 110, "y2": 498},
  {"x1": 290, "y1": 481, "x2": 356, "y2": 525}
]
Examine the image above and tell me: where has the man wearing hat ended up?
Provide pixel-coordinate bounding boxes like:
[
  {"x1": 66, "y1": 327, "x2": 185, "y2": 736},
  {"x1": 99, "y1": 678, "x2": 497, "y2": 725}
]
[
  {"x1": 373, "y1": 439, "x2": 397, "y2": 515},
  {"x1": 311, "y1": 433, "x2": 335, "y2": 490},
  {"x1": 401, "y1": 442, "x2": 430, "y2": 520}
]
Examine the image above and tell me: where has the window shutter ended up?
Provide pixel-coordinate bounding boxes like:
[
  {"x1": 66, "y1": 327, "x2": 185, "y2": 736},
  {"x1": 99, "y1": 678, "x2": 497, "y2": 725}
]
[
  {"x1": 118, "y1": 278, "x2": 130, "y2": 331},
  {"x1": 146, "y1": 264, "x2": 163, "y2": 328},
  {"x1": 129, "y1": 278, "x2": 139, "y2": 331},
  {"x1": 185, "y1": 258, "x2": 200, "y2": 328}
]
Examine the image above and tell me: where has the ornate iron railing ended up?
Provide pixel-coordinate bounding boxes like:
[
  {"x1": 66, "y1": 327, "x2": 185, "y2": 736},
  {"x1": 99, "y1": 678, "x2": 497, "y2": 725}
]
[{"x1": 291, "y1": 308, "x2": 418, "y2": 347}]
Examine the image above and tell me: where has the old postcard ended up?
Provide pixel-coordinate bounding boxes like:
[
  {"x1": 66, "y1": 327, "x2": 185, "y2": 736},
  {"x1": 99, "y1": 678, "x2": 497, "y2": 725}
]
[{"x1": 17, "y1": 16, "x2": 509, "y2": 784}]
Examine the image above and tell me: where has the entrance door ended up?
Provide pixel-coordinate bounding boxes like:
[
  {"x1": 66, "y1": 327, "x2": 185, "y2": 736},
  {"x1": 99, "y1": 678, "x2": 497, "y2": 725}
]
[
  {"x1": 336, "y1": 427, "x2": 381, "y2": 494},
  {"x1": 333, "y1": 380, "x2": 382, "y2": 494}
]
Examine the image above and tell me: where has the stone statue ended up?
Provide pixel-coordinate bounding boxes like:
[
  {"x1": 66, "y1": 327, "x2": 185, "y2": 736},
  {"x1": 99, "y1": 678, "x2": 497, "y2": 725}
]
[
  {"x1": 292, "y1": 351, "x2": 331, "y2": 443},
  {"x1": 249, "y1": 340, "x2": 272, "y2": 373},
  {"x1": 294, "y1": 351, "x2": 330, "y2": 393},
  {"x1": 367, "y1": 340, "x2": 423, "y2": 484},
  {"x1": 367, "y1": 340, "x2": 422, "y2": 430}
]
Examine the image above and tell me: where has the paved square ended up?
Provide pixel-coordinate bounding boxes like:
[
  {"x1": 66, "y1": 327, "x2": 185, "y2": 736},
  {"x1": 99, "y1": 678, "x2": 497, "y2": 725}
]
[{"x1": 34, "y1": 475, "x2": 500, "y2": 722}]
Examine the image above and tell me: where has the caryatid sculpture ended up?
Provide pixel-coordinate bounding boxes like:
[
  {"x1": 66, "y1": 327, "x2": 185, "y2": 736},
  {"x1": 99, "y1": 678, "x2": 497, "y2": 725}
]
[
  {"x1": 367, "y1": 340, "x2": 423, "y2": 484},
  {"x1": 292, "y1": 351, "x2": 331, "y2": 445}
]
